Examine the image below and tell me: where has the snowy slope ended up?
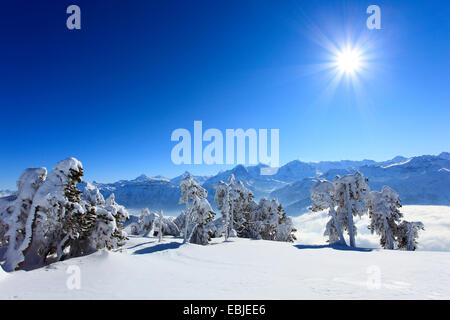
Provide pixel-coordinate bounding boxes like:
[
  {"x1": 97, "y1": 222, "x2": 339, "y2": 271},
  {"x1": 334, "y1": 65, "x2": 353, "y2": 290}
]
[
  {"x1": 1, "y1": 234, "x2": 449, "y2": 299},
  {"x1": 1, "y1": 205, "x2": 449, "y2": 300}
]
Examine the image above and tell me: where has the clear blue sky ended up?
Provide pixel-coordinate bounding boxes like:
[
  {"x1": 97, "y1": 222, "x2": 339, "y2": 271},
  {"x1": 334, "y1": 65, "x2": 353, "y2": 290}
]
[{"x1": 0, "y1": 0, "x2": 449, "y2": 189}]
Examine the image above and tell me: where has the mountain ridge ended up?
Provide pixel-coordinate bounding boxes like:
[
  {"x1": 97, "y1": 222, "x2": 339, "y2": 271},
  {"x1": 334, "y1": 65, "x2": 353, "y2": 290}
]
[{"x1": 87, "y1": 152, "x2": 450, "y2": 216}]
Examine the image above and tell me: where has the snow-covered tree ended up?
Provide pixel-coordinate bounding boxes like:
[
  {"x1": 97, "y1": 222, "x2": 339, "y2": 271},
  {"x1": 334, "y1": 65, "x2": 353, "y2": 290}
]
[
  {"x1": 247, "y1": 198, "x2": 280, "y2": 240},
  {"x1": 81, "y1": 191, "x2": 129, "y2": 253},
  {"x1": 275, "y1": 205, "x2": 297, "y2": 242},
  {"x1": 367, "y1": 186, "x2": 403, "y2": 250},
  {"x1": 138, "y1": 208, "x2": 155, "y2": 237},
  {"x1": 214, "y1": 176, "x2": 254, "y2": 241},
  {"x1": 214, "y1": 180, "x2": 232, "y2": 240},
  {"x1": 189, "y1": 196, "x2": 215, "y2": 245},
  {"x1": 156, "y1": 210, "x2": 164, "y2": 242},
  {"x1": 230, "y1": 179, "x2": 254, "y2": 237},
  {"x1": 207, "y1": 217, "x2": 226, "y2": 238},
  {"x1": 160, "y1": 216, "x2": 180, "y2": 237},
  {"x1": 2, "y1": 159, "x2": 129, "y2": 271},
  {"x1": 397, "y1": 221, "x2": 424, "y2": 251},
  {"x1": 179, "y1": 174, "x2": 215, "y2": 245},
  {"x1": 131, "y1": 208, "x2": 179, "y2": 238},
  {"x1": 2, "y1": 168, "x2": 47, "y2": 271},
  {"x1": 332, "y1": 172, "x2": 370, "y2": 247},
  {"x1": 309, "y1": 180, "x2": 346, "y2": 245},
  {"x1": 23, "y1": 158, "x2": 86, "y2": 268},
  {"x1": 104, "y1": 193, "x2": 129, "y2": 231}
]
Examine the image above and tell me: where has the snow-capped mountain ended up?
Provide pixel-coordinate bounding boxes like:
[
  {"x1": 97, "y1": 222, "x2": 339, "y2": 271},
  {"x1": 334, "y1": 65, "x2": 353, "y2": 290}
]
[
  {"x1": 81, "y1": 152, "x2": 450, "y2": 216},
  {"x1": 88, "y1": 175, "x2": 183, "y2": 214},
  {"x1": 0, "y1": 190, "x2": 12, "y2": 198},
  {"x1": 274, "y1": 152, "x2": 450, "y2": 215}
]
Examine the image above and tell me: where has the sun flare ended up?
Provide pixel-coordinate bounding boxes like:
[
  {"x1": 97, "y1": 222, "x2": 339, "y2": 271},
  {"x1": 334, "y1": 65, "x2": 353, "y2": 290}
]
[{"x1": 336, "y1": 49, "x2": 362, "y2": 74}]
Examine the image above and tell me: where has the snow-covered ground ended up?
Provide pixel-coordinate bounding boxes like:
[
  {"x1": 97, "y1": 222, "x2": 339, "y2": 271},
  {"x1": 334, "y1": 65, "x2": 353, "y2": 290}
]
[{"x1": 1, "y1": 205, "x2": 449, "y2": 300}]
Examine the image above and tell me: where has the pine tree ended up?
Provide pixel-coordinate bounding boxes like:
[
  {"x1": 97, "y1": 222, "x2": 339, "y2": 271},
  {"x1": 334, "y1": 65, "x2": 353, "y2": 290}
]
[
  {"x1": 309, "y1": 180, "x2": 346, "y2": 245},
  {"x1": 23, "y1": 158, "x2": 86, "y2": 268},
  {"x1": 139, "y1": 208, "x2": 155, "y2": 236},
  {"x1": 77, "y1": 186, "x2": 129, "y2": 253},
  {"x1": 276, "y1": 204, "x2": 297, "y2": 242},
  {"x1": 248, "y1": 198, "x2": 279, "y2": 240},
  {"x1": 2, "y1": 158, "x2": 131, "y2": 271},
  {"x1": 179, "y1": 174, "x2": 215, "y2": 245},
  {"x1": 214, "y1": 176, "x2": 254, "y2": 241},
  {"x1": 156, "y1": 210, "x2": 164, "y2": 242},
  {"x1": 214, "y1": 180, "x2": 231, "y2": 240},
  {"x1": 332, "y1": 172, "x2": 370, "y2": 247},
  {"x1": 230, "y1": 180, "x2": 254, "y2": 238},
  {"x1": 2, "y1": 168, "x2": 47, "y2": 271},
  {"x1": 397, "y1": 221, "x2": 424, "y2": 251},
  {"x1": 367, "y1": 186, "x2": 403, "y2": 249}
]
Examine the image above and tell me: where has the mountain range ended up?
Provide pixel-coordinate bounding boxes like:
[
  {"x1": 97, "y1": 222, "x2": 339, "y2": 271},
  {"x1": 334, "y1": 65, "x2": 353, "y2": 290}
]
[
  {"x1": 89, "y1": 152, "x2": 450, "y2": 216},
  {"x1": 0, "y1": 190, "x2": 12, "y2": 198}
]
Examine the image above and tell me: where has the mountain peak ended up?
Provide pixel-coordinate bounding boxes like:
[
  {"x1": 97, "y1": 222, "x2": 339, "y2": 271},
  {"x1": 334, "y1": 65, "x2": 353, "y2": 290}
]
[
  {"x1": 134, "y1": 174, "x2": 151, "y2": 182},
  {"x1": 439, "y1": 152, "x2": 450, "y2": 160}
]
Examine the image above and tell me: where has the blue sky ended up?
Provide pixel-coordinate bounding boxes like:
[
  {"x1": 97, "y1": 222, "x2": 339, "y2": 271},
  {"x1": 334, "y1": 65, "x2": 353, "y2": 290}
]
[{"x1": 0, "y1": 0, "x2": 449, "y2": 189}]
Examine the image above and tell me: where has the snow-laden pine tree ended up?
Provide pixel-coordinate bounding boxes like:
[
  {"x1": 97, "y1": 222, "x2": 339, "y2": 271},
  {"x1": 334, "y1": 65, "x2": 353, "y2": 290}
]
[
  {"x1": 130, "y1": 209, "x2": 179, "y2": 237},
  {"x1": 214, "y1": 176, "x2": 255, "y2": 240},
  {"x1": 367, "y1": 186, "x2": 404, "y2": 249},
  {"x1": 138, "y1": 208, "x2": 155, "y2": 237},
  {"x1": 332, "y1": 172, "x2": 370, "y2": 247},
  {"x1": 104, "y1": 193, "x2": 129, "y2": 233},
  {"x1": 161, "y1": 216, "x2": 181, "y2": 237},
  {"x1": 275, "y1": 205, "x2": 297, "y2": 242},
  {"x1": 1, "y1": 159, "x2": 130, "y2": 271},
  {"x1": 230, "y1": 180, "x2": 254, "y2": 238},
  {"x1": 397, "y1": 221, "x2": 424, "y2": 251},
  {"x1": 214, "y1": 180, "x2": 232, "y2": 240},
  {"x1": 78, "y1": 186, "x2": 129, "y2": 253},
  {"x1": 226, "y1": 174, "x2": 238, "y2": 238},
  {"x1": 179, "y1": 174, "x2": 215, "y2": 245},
  {"x1": 0, "y1": 212, "x2": 7, "y2": 249},
  {"x1": 2, "y1": 168, "x2": 47, "y2": 271},
  {"x1": 247, "y1": 198, "x2": 280, "y2": 240},
  {"x1": 156, "y1": 210, "x2": 164, "y2": 242},
  {"x1": 207, "y1": 217, "x2": 227, "y2": 238},
  {"x1": 23, "y1": 158, "x2": 86, "y2": 268},
  {"x1": 309, "y1": 180, "x2": 346, "y2": 245},
  {"x1": 189, "y1": 196, "x2": 215, "y2": 245}
]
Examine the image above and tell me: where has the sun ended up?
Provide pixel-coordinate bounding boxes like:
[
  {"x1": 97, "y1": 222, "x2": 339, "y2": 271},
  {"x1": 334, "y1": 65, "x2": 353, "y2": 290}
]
[{"x1": 336, "y1": 49, "x2": 362, "y2": 74}]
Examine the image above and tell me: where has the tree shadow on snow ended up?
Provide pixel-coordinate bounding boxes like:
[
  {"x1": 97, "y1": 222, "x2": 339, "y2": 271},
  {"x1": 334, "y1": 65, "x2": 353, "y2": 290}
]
[
  {"x1": 294, "y1": 244, "x2": 374, "y2": 252},
  {"x1": 124, "y1": 240, "x2": 157, "y2": 251},
  {"x1": 133, "y1": 242, "x2": 182, "y2": 255}
]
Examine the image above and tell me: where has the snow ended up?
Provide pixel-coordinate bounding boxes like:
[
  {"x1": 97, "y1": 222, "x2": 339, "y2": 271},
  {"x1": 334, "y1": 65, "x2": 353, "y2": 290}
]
[
  {"x1": 381, "y1": 158, "x2": 412, "y2": 168},
  {"x1": 1, "y1": 205, "x2": 449, "y2": 299},
  {"x1": 1, "y1": 235, "x2": 449, "y2": 299}
]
